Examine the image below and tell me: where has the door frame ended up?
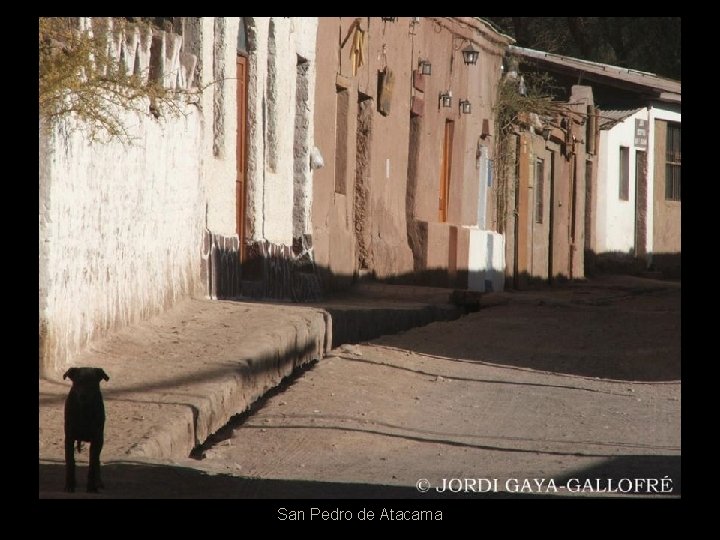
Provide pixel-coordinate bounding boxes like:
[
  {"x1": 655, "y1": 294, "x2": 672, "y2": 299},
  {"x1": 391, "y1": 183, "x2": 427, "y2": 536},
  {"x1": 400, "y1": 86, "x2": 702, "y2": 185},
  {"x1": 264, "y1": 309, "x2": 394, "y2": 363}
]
[
  {"x1": 439, "y1": 120, "x2": 455, "y2": 222},
  {"x1": 634, "y1": 149, "x2": 647, "y2": 257}
]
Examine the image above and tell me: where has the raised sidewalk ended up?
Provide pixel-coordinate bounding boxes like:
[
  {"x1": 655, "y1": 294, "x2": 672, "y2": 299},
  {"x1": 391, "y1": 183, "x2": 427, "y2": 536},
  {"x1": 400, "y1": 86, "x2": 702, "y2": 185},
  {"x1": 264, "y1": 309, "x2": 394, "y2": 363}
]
[{"x1": 39, "y1": 284, "x2": 462, "y2": 463}]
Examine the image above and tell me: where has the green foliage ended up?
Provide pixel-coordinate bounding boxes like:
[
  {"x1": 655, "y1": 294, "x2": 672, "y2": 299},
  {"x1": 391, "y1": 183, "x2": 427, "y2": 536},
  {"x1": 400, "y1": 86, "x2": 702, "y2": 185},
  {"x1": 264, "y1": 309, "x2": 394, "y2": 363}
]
[{"x1": 39, "y1": 17, "x2": 195, "y2": 143}]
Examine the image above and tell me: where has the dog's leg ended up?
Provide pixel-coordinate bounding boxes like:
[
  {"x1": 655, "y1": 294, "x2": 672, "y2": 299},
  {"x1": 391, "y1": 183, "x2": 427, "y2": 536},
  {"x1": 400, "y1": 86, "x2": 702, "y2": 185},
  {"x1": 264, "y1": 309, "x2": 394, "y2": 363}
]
[
  {"x1": 96, "y1": 440, "x2": 105, "y2": 489},
  {"x1": 64, "y1": 437, "x2": 76, "y2": 493},
  {"x1": 87, "y1": 438, "x2": 104, "y2": 493}
]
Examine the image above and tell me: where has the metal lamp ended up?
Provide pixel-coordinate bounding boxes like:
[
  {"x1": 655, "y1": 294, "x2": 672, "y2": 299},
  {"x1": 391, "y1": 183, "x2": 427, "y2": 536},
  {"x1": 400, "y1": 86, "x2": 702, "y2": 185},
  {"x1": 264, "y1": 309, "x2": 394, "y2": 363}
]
[
  {"x1": 462, "y1": 44, "x2": 479, "y2": 66},
  {"x1": 440, "y1": 91, "x2": 452, "y2": 108}
]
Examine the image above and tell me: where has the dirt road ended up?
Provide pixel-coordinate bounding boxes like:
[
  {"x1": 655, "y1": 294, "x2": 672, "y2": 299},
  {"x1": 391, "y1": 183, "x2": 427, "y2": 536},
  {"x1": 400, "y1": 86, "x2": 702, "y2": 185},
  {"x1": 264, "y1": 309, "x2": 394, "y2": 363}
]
[
  {"x1": 39, "y1": 275, "x2": 680, "y2": 498},
  {"x1": 197, "y1": 276, "x2": 681, "y2": 497}
]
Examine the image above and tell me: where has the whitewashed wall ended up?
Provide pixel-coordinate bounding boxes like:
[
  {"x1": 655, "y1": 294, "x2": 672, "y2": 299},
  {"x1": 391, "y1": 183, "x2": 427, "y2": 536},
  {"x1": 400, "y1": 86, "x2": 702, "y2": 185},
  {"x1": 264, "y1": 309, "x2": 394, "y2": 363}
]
[
  {"x1": 198, "y1": 17, "x2": 317, "y2": 246},
  {"x1": 39, "y1": 17, "x2": 319, "y2": 374},
  {"x1": 290, "y1": 17, "x2": 318, "y2": 241},
  {"x1": 466, "y1": 228, "x2": 506, "y2": 293},
  {"x1": 596, "y1": 109, "x2": 647, "y2": 253},
  {"x1": 199, "y1": 17, "x2": 240, "y2": 237},
  {"x1": 39, "y1": 106, "x2": 204, "y2": 375},
  {"x1": 595, "y1": 105, "x2": 681, "y2": 255},
  {"x1": 244, "y1": 17, "x2": 318, "y2": 246}
]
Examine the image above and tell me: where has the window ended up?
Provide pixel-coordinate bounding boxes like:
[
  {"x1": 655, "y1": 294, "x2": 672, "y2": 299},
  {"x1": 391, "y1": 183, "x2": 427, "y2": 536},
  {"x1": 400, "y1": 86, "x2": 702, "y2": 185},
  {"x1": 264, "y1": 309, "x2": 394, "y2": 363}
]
[
  {"x1": 237, "y1": 18, "x2": 248, "y2": 54},
  {"x1": 477, "y1": 145, "x2": 488, "y2": 228},
  {"x1": 535, "y1": 158, "x2": 544, "y2": 224},
  {"x1": 665, "y1": 123, "x2": 681, "y2": 201},
  {"x1": 619, "y1": 146, "x2": 629, "y2": 201}
]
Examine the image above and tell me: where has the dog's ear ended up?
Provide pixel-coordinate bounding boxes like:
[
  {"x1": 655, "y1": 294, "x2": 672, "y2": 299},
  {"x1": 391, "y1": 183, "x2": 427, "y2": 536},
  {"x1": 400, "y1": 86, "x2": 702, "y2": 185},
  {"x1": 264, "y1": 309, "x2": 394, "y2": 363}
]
[
  {"x1": 63, "y1": 368, "x2": 77, "y2": 381},
  {"x1": 96, "y1": 368, "x2": 110, "y2": 382}
]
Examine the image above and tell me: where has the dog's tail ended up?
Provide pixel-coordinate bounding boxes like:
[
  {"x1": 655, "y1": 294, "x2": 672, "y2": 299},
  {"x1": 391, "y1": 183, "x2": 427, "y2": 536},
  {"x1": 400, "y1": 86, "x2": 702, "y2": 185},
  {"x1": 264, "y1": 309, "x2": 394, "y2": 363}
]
[{"x1": 76, "y1": 441, "x2": 83, "y2": 453}]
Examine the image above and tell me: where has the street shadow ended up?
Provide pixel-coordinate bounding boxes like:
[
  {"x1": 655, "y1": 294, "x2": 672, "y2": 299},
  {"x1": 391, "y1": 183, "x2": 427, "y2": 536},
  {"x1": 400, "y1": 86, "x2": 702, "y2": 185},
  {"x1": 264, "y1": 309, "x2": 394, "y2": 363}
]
[
  {"x1": 336, "y1": 354, "x2": 640, "y2": 397},
  {"x1": 38, "y1": 460, "x2": 561, "y2": 499},
  {"x1": 201, "y1": 249, "x2": 681, "y2": 382},
  {"x1": 40, "y1": 456, "x2": 678, "y2": 498},
  {"x1": 236, "y1": 420, "x2": 675, "y2": 457},
  {"x1": 585, "y1": 249, "x2": 681, "y2": 280},
  {"x1": 322, "y1": 304, "x2": 460, "y2": 349},
  {"x1": 371, "y1": 288, "x2": 680, "y2": 382}
]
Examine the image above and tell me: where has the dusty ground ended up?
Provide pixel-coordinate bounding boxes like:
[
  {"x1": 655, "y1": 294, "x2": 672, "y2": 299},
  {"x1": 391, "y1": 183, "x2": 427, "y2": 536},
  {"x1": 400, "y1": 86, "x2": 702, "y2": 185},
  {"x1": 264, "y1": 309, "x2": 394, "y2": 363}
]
[
  {"x1": 39, "y1": 275, "x2": 680, "y2": 498},
  {"x1": 39, "y1": 298, "x2": 330, "y2": 462},
  {"x1": 195, "y1": 277, "x2": 680, "y2": 498}
]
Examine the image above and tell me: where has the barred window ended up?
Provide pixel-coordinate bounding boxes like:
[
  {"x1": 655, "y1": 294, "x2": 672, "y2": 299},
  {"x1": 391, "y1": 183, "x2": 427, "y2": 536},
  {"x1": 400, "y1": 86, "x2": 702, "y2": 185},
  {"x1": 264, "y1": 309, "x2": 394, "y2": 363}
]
[{"x1": 665, "y1": 123, "x2": 681, "y2": 201}]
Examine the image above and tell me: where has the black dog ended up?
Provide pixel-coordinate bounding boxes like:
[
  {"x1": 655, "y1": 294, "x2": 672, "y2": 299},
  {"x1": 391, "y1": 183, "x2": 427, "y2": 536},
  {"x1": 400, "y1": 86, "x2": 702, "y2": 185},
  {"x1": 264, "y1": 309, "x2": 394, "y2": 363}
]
[{"x1": 63, "y1": 367, "x2": 110, "y2": 493}]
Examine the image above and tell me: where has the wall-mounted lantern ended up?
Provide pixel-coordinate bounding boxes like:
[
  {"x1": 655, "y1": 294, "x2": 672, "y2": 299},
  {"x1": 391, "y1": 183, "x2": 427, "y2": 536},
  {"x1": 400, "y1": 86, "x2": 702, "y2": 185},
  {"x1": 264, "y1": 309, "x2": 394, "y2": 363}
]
[
  {"x1": 459, "y1": 99, "x2": 472, "y2": 115},
  {"x1": 381, "y1": 17, "x2": 398, "y2": 22},
  {"x1": 409, "y1": 17, "x2": 421, "y2": 35},
  {"x1": 462, "y1": 44, "x2": 479, "y2": 66},
  {"x1": 440, "y1": 91, "x2": 453, "y2": 108},
  {"x1": 419, "y1": 59, "x2": 432, "y2": 76}
]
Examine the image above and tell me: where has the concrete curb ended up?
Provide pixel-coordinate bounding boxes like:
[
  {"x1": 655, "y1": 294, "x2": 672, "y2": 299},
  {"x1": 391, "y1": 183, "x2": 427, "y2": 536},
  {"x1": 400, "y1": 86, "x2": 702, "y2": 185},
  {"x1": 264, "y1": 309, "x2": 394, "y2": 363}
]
[
  {"x1": 126, "y1": 311, "x2": 329, "y2": 460},
  {"x1": 39, "y1": 295, "x2": 464, "y2": 464},
  {"x1": 326, "y1": 304, "x2": 461, "y2": 348},
  {"x1": 131, "y1": 304, "x2": 459, "y2": 460}
]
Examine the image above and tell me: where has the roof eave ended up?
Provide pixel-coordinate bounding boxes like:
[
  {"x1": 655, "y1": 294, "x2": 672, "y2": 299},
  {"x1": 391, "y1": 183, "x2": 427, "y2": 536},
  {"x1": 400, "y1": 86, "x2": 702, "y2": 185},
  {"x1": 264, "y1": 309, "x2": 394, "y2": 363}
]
[{"x1": 509, "y1": 45, "x2": 681, "y2": 97}]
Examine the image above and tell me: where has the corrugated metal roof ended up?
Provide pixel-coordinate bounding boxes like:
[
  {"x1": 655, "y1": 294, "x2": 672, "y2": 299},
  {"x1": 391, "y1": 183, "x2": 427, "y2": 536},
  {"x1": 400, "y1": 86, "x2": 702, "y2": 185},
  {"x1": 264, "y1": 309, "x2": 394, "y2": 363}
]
[
  {"x1": 509, "y1": 45, "x2": 681, "y2": 102},
  {"x1": 598, "y1": 108, "x2": 644, "y2": 130}
]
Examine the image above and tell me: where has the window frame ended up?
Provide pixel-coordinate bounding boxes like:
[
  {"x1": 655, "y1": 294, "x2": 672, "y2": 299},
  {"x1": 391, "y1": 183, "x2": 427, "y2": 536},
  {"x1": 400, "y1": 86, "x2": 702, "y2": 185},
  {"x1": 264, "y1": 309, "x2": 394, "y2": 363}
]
[
  {"x1": 665, "y1": 122, "x2": 681, "y2": 201},
  {"x1": 619, "y1": 146, "x2": 630, "y2": 201}
]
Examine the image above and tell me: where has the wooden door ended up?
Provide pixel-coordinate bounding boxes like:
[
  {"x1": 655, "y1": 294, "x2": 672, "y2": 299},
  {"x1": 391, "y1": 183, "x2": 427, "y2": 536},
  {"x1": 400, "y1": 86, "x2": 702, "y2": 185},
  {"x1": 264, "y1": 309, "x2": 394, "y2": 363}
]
[
  {"x1": 439, "y1": 120, "x2": 454, "y2": 222},
  {"x1": 236, "y1": 55, "x2": 248, "y2": 262}
]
